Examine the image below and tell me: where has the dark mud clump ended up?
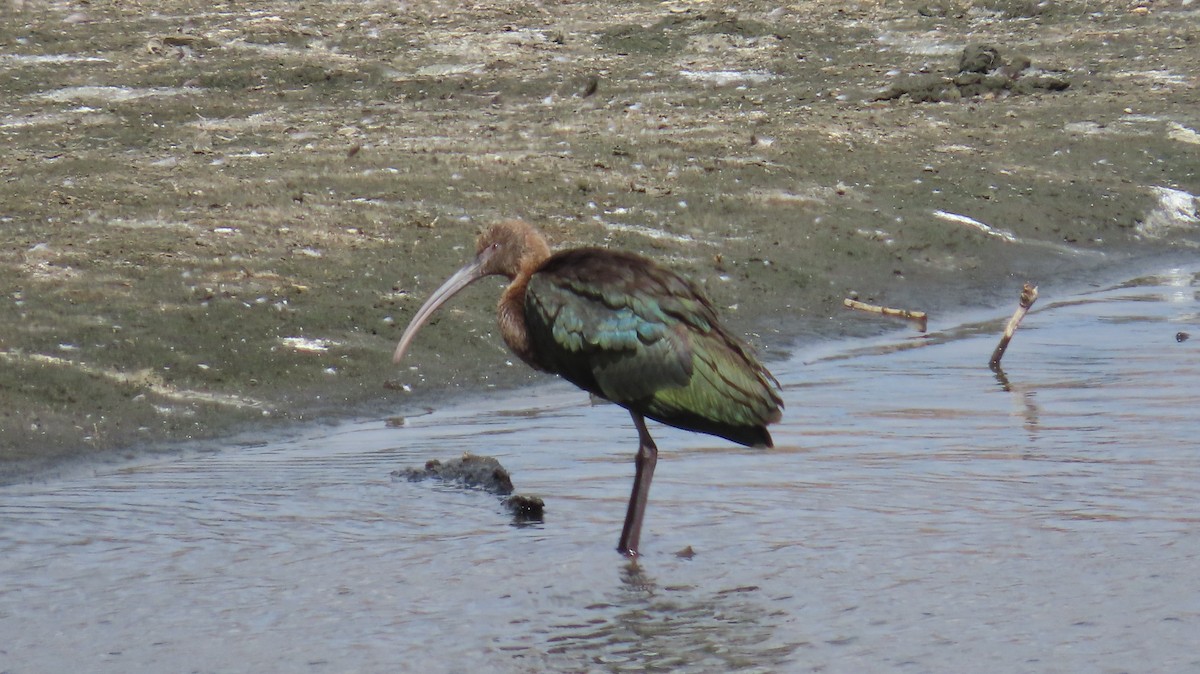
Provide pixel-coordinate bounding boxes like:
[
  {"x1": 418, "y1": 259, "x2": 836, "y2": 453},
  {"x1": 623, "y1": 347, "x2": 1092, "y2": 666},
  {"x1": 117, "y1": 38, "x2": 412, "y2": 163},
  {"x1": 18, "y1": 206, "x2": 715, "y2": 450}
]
[
  {"x1": 397, "y1": 453, "x2": 516, "y2": 493},
  {"x1": 875, "y1": 43, "x2": 1070, "y2": 103},
  {"x1": 503, "y1": 494, "x2": 546, "y2": 523},
  {"x1": 395, "y1": 453, "x2": 544, "y2": 520}
]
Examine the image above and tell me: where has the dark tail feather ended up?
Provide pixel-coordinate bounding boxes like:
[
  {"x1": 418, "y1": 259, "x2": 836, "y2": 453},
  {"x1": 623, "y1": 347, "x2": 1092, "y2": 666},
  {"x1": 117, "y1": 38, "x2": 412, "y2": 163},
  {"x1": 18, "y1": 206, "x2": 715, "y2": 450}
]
[{"x1": 681, "y1": 414, "x2": 772, "y2": 446}]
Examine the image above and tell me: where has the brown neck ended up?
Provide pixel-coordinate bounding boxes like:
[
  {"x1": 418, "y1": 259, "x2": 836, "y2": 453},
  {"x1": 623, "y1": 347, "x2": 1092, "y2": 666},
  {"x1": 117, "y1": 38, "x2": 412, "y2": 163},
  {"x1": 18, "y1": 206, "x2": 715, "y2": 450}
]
[
  {"x1": 498, "y1": 271, "x2": 538, "y2": 369},
  {"x1": 489, "y1": 219, "x2": 552, "y2": 369}
]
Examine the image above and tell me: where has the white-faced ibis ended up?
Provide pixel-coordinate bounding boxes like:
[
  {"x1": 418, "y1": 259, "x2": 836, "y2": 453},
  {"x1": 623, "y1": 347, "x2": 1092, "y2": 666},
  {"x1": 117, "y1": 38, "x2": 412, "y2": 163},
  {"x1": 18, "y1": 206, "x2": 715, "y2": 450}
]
[{"x1": 393, "y1": 220, "x2": 783, "y2": 556}]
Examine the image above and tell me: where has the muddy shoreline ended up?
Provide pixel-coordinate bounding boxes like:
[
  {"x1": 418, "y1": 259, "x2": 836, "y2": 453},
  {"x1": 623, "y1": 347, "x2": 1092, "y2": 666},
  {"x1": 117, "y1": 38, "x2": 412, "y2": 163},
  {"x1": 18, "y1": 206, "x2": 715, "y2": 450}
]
[{"x1": 2, "y1": 0, "x2": 1197, "y2": 481}]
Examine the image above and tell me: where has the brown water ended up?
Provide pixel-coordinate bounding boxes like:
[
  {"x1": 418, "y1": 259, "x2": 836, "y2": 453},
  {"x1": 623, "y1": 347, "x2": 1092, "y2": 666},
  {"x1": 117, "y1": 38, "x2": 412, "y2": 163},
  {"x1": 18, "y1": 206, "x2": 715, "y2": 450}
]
[{"x1": 2, "y1": 268, "x2": 1198, "y2": 673}]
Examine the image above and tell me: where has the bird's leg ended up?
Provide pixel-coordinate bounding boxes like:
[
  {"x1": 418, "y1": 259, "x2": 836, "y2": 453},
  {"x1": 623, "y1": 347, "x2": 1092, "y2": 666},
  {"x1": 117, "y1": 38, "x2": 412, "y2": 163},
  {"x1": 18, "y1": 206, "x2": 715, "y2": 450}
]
[{"x1": 617, "y1": 412, "x2": 658, "y2": 557}]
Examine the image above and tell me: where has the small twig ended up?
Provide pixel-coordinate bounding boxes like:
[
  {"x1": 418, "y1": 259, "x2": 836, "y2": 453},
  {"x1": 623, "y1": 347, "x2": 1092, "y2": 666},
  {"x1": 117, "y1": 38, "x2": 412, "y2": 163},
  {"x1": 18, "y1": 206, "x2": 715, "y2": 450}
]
[
  {"x1": 843, "y1": 298, "x2": 929, "y2": 332},
  {"x1": 989, "y1": 282, "x2": 1038, "y2": 370}
]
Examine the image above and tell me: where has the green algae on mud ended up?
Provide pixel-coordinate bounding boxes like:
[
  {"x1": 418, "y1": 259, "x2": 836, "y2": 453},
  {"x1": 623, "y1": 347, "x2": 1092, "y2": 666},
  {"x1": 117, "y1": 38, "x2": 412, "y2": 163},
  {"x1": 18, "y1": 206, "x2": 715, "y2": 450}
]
[{"x1": 1, "y1": 0, "x2": 1197, "y2": 478}]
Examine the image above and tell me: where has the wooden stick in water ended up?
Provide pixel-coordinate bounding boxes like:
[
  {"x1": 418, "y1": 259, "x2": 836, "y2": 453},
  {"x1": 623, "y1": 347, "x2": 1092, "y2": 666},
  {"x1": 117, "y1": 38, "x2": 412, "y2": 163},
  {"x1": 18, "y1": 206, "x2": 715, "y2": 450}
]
[
  {"x1": 989, "y1": 282, "x2": 1038, "y2": 370},
  {"x1": 843, "y1": 298, "x2": 928, "y2": 332}
]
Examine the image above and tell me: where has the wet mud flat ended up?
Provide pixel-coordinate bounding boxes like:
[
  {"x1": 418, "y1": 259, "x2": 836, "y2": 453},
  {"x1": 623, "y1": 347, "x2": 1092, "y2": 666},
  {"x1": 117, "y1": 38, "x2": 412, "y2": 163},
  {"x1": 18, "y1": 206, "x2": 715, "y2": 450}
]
[{"x1": 1, "y1": 0, "x2": 1198, "y2": 473}]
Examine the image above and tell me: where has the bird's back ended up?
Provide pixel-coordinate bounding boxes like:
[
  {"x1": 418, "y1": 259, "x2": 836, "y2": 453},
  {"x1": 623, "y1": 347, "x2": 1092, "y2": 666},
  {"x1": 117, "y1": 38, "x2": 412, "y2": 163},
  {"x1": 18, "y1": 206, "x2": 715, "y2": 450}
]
[{"x1": 522, "y1": 248, "x2": 782, "y2": 447}]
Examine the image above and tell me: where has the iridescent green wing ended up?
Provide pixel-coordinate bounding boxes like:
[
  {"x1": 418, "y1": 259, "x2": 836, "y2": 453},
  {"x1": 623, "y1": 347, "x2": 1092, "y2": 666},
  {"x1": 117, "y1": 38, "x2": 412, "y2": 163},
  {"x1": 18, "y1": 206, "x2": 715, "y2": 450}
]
[{"x1": 525, "y1": 249, "x2": 781, "y2": 446}]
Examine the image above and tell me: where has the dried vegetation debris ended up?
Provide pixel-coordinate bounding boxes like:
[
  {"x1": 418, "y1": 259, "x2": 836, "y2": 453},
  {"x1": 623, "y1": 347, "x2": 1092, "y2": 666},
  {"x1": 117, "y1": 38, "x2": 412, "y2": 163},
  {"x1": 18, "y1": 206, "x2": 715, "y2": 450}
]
[{"x1": 875, "y1": 43, "x2": 1070, "y2": 103}]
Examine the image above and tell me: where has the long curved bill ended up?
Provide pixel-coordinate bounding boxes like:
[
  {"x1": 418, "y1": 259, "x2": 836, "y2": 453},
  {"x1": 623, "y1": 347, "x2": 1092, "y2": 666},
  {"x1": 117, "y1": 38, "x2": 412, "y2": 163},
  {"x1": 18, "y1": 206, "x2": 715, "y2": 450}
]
[{"x1": 393, "y1": 249, "x2": 493, "y2": 364}]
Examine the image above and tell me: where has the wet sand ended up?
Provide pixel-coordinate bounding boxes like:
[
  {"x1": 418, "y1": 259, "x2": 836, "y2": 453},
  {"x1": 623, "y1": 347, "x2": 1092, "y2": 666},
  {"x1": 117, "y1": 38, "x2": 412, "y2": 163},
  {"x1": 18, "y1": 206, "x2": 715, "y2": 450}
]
[{"x1": 2, "y1": 0, "x2": 1198, "y2": 477}]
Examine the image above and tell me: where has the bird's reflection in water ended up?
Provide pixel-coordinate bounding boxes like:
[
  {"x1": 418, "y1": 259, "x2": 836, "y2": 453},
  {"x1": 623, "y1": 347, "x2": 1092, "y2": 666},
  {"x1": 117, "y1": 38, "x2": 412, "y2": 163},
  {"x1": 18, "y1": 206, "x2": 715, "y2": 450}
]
[{"x1": 511, "y1": 560, "x2": 797, "y2": 672}]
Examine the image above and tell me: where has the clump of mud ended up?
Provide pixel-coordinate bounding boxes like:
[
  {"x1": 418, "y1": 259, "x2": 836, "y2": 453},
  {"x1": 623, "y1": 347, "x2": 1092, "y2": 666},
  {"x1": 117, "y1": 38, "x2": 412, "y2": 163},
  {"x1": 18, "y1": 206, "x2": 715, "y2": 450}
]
[
  {"x1": 502, "y1": 494, "x2": 546, "y2": 521},
  {"x1": 395, "y1": 453, "x2": 544, "y2": 521},
  {"x1": 875, "y1": 43, "x2": 1070, "y2": 103},
  {"x1": 397, "y1": 453, "x2": 516, "y2": 493}
]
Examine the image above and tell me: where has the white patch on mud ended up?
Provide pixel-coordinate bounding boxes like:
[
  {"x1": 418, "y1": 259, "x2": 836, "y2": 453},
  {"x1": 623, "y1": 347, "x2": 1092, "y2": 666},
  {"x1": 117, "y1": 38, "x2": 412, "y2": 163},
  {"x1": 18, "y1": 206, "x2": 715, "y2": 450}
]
[
  {"x1": 1118, "y1": 70, "x2": 1190, "y2": 87},
  {"x1": 747, "y1": 187, "x2": 836, "y2": 205},
  {"x1": 599, "y1": 220, "x2": 700, "y2": 244},
  {"x1": 678, "y1": 70, "x2": 775, "y2": 85},
  {"x1": 34, "y1": 86, "x2": 189, "y2": 103},
  {"x1": 932, "y1": 211, "x2": 1103, "y2": 256},
  {"x1": 875, "y1": 31, "x2": 960, "y2": 56},
  {"x1": 0, "y1": 54, "x2": 109, "y2": 64},
  {"x1": 21, "y1": 243, "x2": 79, "y2": 281},
  {"x1": 222, "y1": 38, "x2": 361, "y2": 65},
  {"x1": 1, "y1": 109, "x2": 119, "y2": 129},
  {"x1": 854, "y1": 228, "x2": 895, "y2": 245},
  {"x1": 1167, "y1": 123, "x2": 1200, "y2": 145},
  {"x1": 414, "y1": 63, "x2": 486, "y2": 77},
  {"x1": 0, "y1": 351, "x2": 269, "y2": 411},
  {"x1": 279, "y1": 337, "x2": 338, "y2": 353},
  {"x1": 1136, "y1": 187, "x2": 1200, "y2": 239},
  {"x1": 932, "y1": 210, "x2": 1020, "y2": 243},
  {"x1": 186, "y1": 112, "x2": 282, "y2": 132}
]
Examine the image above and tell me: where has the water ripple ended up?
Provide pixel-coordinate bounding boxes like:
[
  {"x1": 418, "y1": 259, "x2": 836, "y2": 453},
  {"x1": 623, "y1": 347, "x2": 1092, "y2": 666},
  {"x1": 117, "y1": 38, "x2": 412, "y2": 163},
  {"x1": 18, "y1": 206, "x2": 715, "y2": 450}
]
[{"x1": 2, "y1": 271, "x2": 1198, "y2": 672}]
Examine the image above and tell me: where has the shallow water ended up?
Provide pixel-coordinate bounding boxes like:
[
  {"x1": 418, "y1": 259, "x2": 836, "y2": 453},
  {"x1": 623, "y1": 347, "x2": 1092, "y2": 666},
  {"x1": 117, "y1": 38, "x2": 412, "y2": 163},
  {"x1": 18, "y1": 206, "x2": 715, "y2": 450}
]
[{"x1": 2, "y1": 269, "x2": 1199, "y2": 673}]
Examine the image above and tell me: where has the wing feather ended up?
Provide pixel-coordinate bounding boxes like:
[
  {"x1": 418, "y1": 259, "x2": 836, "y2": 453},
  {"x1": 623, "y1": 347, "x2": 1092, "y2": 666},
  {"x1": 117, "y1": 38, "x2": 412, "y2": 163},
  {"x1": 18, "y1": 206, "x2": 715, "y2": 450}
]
[{"x1": 524, "y1": 248, "x2": 782, "y2": 446}]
